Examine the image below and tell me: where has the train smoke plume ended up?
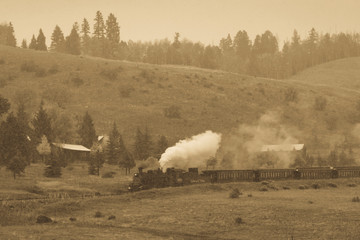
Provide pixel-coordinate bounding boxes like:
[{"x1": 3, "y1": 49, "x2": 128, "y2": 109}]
[
  {"x1": 159, "y1": 130, "x2": 222, "y2": 171},
  {"x1": 221, "y1": 110, "x2": 300, "y2": 169}
]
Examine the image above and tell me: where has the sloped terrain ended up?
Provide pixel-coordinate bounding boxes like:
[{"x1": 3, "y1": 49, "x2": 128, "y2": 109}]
[{"x1": 0, "y1": 45, "x2": 360, "y2": 153}]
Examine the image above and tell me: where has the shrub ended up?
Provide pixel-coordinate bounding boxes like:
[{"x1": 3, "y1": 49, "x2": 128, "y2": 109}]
[
  {"x1": 20, "y1": 60, "x2": 38, "y2": 72},
  {"x1": 298, "y1": 185, "x2": 309, "y2": 190},
  {"x1": 94, "y1": 211, "x2": 104, "y2": 218},
  {"x1": 71, "y1": 77, "x2": 84, "y2": 87},
  {"x1": 118, "y1": 85, "x2": 135, "y2": 98},
  {"x1": 229, "y1": 188, "x2": 241, "y2": 198},
  {"x1": 42, "y1": 86, "x2": 71, "y2": 108},
  {"x1": 164, "y1": 105, "x2": 181, "y2": 118},
  {"x1": 247, "y1": 194, "x2": 253, "y2": 197},
  {"x1": 347, "y1": 183, "x2": 357, "y2": 187},
  {"x1": 35, "y1": 67, "x2": 47, "y2": 77},
  {"x1": 108, "y1": 215, "x2": 116, "y2": 220},
  {"x1": 327, "y1": 183, "x2": 337, "y2": 188},
  {"x1": 259, "y1": 187, "x2": 268, "y2": 192},
  {"x1": 352, "y1": 196, "x2": 360, "y2": 202},
  {"x1": 25, "y1": 185, "x2": 44, "y2": 195},
  {"x1": 0, "y1": 78, "x2": 7, "y2": 88},
  {"x1": 284, "y1": 87, "x2": 298, "y2": 102},
  {"x1": 101, "y1": 68, "x2": 118, "y2": 81},
  {"x1": 235, "y1": 217, "x2": 243, "y2": 224},
  {"x1": 311, "y1": 183, "x2": 321, "y2": 189},
  {"x1": 282, "y1": 186, "x2": 291, "y2": 190},
  {"x1": 314, "y1": 96, "x2": 327, "y2": 111},
  {"x1": 102, "y1": 171, "x2": 116, "y2": 178},
  {"x1": 48, "y1": 64, "x2": 59, "y2": 74}
]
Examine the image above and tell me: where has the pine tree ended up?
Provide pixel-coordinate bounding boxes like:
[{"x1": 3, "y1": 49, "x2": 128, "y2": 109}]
[
  {"x1": 21, "y1": 39, "x2": 27, "y2": 48},
  {"x1": 93, "y1": 11, "x2": 105, "y2": 39},
  {"x1": 65, "y1": 24, "x2": 81, "y2": 55},
  {"x1": 6, "y1": 22, "x2": 17, "y2": 47},
  {"x1": 78, "y1": 111, "x2": 97, "y2": 148},
  {"x1": 50, "y1": 25, "x2": 65, "y2": 52},
  {"x1": 0, "y1": 95, "x2": 10, "y2": 117},
  {"x1": 44, "y1": 148, "x2": 64, "y2": 177},
  {"x1": 155, "y1": 135, "x2": 168, "y2": 158},
  {"x1": 119, "y1": 136, "x2": 135, "y2": 175},
  {"x1": 16, "y1": 104, "x2": 36, "y2": 163},
  {"x1": 0, "y1": 113, "x2": 29, "y2": 175},
  {"x1": 32, "y1": 101, "x2": 53, "y2": 143},
  {"x1": 28, "y1": 35, "x2": 37, "y2": 49},
  {"x1": 88, "y1": 142, "x2": 105, "y2": 175},
  {"x1": 36, "y1": 29, "x2": 47, "y2": 51},
  {"x1": 106, "y1": 122, "x2": 121, "y2": 165},
  {"x1": 7, "y1": 151, "x2": 27, "y2": 179},
  {"x1": 81, "y1": 18, "x2": 91, "y2": 54},
  {"x1": 105, "y1": 13, "x2": 120, "y2": 57},
  {"x1": 133, "y1": 127, "x2": 153, "y2": 160}
]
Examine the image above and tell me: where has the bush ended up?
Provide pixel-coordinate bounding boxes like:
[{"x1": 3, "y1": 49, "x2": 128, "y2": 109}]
[
  {"x1": 259, "y1": 187, "x2": 268, "y2": 192},
  {"x1": 100, "y1": 68, "x2": 118, "y2": 81},
  {"x1": 35, "y1": 67, "x2": 47, "y2": 77},
  {"x1": 314, "y1": 96, "x2": 327, "y2": 111},
  {"x1": 118, "y1": 85, "x2": 135, "y2": 98},
  {"x1": 164, "y1": 105, "x2": 181, "y2": 119},
  {"x1": 327, "y1": 183, "x2": 337, "y2": 188},
  {"x1": 94, "y1": 211, "x2": 104, "y2": 218},
  {"x1": 352, "y1": 196, "x2": 360, "y2": 202},
  {"x1": 284, "y1": 87, "x2": 298, "y2": 102},
  {"x1": 235, "y1": 217, "x2": 243, "y2": 224},
  {"x1": 0, "y1": 78, "x2": 7, "y2": 88},
  {"x1": 282, "y1": 186, "x2": 291, "y2": 190},
  {"x1": 20, "y1": 61, "x2": 39, "y2": 72},
  {"x1": 48, "y1": 64, "x2": 59, "y2": 74},
  {"x1": 298, "y1": 185, "x2": 309, "y2": 190},
  {"x1": 311, "y1": 183, "x2": 321, "y2": 189},
  {"x1": 25, "y1": 185, "x2": 44, "y2": 195},
  {"x1": 347, "y1": 183, "x2": 357, "y2": 187},
  {"x1": 71, "y1": 77, "x2": 84, "y2": 87},
  {"x1": 102, "y1": 171, "x2": 116, "y2": 178},
  {"x1": 229, "y1": 188, "x2": 241, "y2": 198}
]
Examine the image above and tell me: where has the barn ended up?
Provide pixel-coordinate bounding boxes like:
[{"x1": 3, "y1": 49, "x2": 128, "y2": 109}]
[{"x1": 52, "y1": 143, "x2": 91, "y2": 162}]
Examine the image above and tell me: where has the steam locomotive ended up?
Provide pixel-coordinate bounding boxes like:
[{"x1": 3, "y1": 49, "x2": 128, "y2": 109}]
[{"x1": 128, "y1": 166, "x2": 360, "y2": 191}]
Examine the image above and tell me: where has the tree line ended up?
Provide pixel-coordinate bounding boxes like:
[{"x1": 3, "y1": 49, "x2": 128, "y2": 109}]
[
  {"x1": 2, "y1": 11, "x2": 360, "y2": 79},
  {"x1": 0, "y1": 95, "x2": 169, "y2": 179}
]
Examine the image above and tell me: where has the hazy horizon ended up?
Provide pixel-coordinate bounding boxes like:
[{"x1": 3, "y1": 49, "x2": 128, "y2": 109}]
[{"x1": 2, "y1": 0, "x2": 360, "y2": 46}]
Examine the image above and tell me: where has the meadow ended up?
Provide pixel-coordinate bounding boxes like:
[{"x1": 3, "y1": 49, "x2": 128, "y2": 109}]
[{"x1": 1, "y1": 164, "x2": 360, "y2": 239}]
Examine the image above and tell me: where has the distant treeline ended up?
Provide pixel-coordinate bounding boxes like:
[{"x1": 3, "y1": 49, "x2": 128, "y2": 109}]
[{"x1": 2, "y1": 11, "x2": 360, "y2": 78}]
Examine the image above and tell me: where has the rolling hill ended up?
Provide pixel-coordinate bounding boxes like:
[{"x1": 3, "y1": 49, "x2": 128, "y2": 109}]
[{"x1": 1, "y1": 45, "x2": 360, "y2": 158}]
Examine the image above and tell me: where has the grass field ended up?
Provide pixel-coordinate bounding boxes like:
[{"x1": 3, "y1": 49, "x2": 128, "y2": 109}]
[
  {"x1": 1, "y1": 165, "x2": 360, "y2": 239},
  {"x1": 1, "y1": 45, "x2": 360, "y2": 153}
]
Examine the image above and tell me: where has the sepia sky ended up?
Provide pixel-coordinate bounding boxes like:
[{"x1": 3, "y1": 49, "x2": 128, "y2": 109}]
[{"x1": 1, "y1": 0, "x2": 360, "y2": 47}]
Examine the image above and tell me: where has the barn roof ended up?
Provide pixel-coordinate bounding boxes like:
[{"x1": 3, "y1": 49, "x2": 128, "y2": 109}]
[
  {"x1": 52, "y1": 143, "x2": 91, "y2": 152},
  {"x1": 261, "y1": 144, "x2": 304, "y2": 152}
]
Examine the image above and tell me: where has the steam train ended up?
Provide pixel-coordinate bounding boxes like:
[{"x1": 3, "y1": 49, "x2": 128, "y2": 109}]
[{"x1": 128, "y1": 166, "x2": 360, "y2": 191}]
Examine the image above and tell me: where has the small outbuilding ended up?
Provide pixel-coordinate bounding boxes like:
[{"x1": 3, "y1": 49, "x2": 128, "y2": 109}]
[{"x1": 52, "y1": 143, "x2": 91, "y2": 162}]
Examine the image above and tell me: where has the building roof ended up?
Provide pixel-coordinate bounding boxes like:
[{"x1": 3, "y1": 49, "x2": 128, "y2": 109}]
[
  {"x1": 52, "y1": 143, "x2": 91, "y2": 152},
  {"x1": 261, "y1": 144, "x2": 304, "y2": 152}
]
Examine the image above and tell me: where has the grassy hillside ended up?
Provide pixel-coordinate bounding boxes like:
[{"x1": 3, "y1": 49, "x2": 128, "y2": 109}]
[
  {"x1": 1, "y1": 45, "x2": 360, "y2": 157},
  {"x1": 290, "y1": 57, "x2": 360, "y2": 91}
]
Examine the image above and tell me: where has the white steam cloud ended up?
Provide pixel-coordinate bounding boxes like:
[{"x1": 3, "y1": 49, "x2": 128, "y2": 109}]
[
  {"x1": 221, "y1": 110, "x2": 300, "y2": 169},
  {"x1": 159, "y1": 130, "x2": 222, "y2": 171}
]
